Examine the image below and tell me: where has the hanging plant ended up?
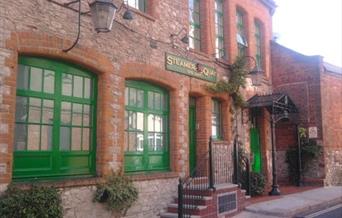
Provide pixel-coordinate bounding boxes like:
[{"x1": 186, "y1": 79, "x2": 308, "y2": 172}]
[
  {"x1": 208, "y1": 56, "x2": 249, "y2": 108},
  {"x1": 94, "y1": 175, "x2": 138, "y2": 216}
]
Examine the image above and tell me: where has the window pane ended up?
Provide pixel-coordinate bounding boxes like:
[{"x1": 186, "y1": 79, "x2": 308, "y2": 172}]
[
  {"x1": 155, "y1": 115, "x2": 162, "y2": 132},
  {"x1": 15, "y1": 96, "x2": 28, "y2": 122},
  {"x1": 61, "y1": 102, "x2": 71, "y2": 125},
  {"x1": 212, "y1": 125, "x2": 218, "y2": 138},
  {"x1": 83, "y1": 105, "x2": 90, "y2": 126},
  {"x1": 129, "y1": 88, "x2": 136, "y2": 106},
  {"x1": 14, "y1": 124, "x2": 27, "y2": 150},
  {"x1": 17, "y1": 65, "x2": 29, "y2": 90},
  {"x1": 28, "y1": 98, "x2": 41, "y2": 123},
  {"x1": 154, "y1": 93, "x2": 161, "y2": 110},
  {"x1": 27, "y1": 124, "x2": 40, "y2": 150},
  {"x1": 148, "y1": 91, "x2": 154, "y2": 109},
  {"x1": 73, "y1": 76, "x2": 83, "y2": 98},
  {"x1": 72, "y1": 103, "x2": 83, "y2": 126},
  {"x1": 71, "y1": 128, "x2": 82, "y2": 151},
  {"x1": 62, "y1": 73, "x2": 72, "y2": 96},
  {"x1": 128, "y1": 111, "x2": 136, "y2": 129},
  {"x1": 42, "y1": 100, "x2": 54, "y2": 124},
  {"x1": 155, "y1": 133, "x2": 164, "y2": 151},
  {"x1": 41, "y1": 125, "x2": 52, "y2": 150},
  {"x1": 148, "y1": 114, "x2": 154, "y2": 131},
  {"x1": 137, "y1": 90, "x2": 144, "y2": 108},
  {"x1": 30, "y1": 67, "x2": 43, "y2": 92},
  {"x1": 60, "y1": 127, "x2": 71, "y2": 150},
  {"x1": 84, "y1": 78, "x2": 91, "y2": 99},
  {"x1": 137, "y1": 133, "x2": 144, "y2": 151},
  {"x1": 82, "y1": 128, "x2": 90, "y2": 151},
  {"x1": 148, "y1": 133, "x2": 155, "y2": 151},
  {"x1": 43, "y1": 70, "x2": 55, "y2": 94},
  {"x1": 137, "y1": 112, "x2": 144, "y2": 131}
]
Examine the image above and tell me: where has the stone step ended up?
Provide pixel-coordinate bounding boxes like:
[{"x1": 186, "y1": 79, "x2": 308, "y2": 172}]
[
  {"x1": 160, "y1": 212, "x2": 201, "y2": 218},
  {"x1": 167, "y1": 203, "x2": 208, "y2": 215},
  {"x1": 175, "y1": 195, "x2": 213, "y2": 205}
]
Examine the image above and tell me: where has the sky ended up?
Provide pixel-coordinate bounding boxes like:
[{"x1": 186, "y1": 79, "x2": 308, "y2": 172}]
[{"x1": 272, "y1": 0, "x2": 342, "y2": 67}]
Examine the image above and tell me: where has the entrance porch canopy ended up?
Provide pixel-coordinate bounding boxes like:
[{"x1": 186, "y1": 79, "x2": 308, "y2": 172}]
[{"x1": 247, "y1": 93, "x2": 298, "y2": 116}]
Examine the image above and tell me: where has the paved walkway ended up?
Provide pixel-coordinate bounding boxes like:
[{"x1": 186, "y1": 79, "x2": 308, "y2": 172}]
[{"x1": 233, "y1": 186, "x2": 342, "y2": 218}]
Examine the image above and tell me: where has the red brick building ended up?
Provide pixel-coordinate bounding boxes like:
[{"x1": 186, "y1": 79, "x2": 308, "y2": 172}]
[
  {"x1": 271, "y1": 42, "x2": 342, "y2": 186},
  {"x1": 5, "y1": 0, "x2": 340, "y2": 217}
]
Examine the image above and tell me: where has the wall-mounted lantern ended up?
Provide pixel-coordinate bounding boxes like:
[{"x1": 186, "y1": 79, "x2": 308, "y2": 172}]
[
  {"x1": 89, "y1": 0, "x2": 118, "y2": 33},
  {"x1": 63, "y1": 0, "x2": 133, "y2": 52}
]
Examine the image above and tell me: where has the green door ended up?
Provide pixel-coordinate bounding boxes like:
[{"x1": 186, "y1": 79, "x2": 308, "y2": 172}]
[
  {"x1": 189, "y1": 97, "x2": 197, "y2": 173},
  {"x1": 13, "y1": 56, "x2": 97, "y2": 180},
  {"x1": 250, "y1": 127, "x2": 262, "y2": 173}
]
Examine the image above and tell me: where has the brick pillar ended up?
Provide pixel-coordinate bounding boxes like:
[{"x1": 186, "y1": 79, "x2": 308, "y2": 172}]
[{"x1": 200, "y1": 0, "x2": 215, "y2": 55}]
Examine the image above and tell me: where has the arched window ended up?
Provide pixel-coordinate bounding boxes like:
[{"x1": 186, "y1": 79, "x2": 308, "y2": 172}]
[
  {"x1": 14, "y1": 57, "x2": 97, "y2": 180},
  {"x1": 124, "y1": 80, "x2": 169, "y2": 172}
]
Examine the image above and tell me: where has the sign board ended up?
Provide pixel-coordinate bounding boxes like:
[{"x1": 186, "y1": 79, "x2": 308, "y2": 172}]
[
  {"x1": 165, "y1": 53, "x2": 217, "y2": 82},
  {"x1": 308, "y1": 126, "x2": 318, "y2": 139}
]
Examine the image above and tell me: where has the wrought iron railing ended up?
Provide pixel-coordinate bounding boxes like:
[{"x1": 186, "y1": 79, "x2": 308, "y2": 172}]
[
  {"x1": 177, "y1": 137, "x2": 234, "y2": 217},
  {"x1": 178, "y1": 149, "x2": 211, "y2": 217},
  {"x1": 233, "y1": 138, "x2": 251, "y2": 196}
]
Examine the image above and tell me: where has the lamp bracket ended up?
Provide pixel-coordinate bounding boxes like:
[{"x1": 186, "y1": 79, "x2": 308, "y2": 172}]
[{"x1": 63, "y1": 0, "x2": 81, "y2": 52}]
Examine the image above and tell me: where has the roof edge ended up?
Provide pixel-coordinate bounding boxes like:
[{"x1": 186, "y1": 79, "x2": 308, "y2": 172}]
[{"x1": 259, "y1": 0, "x2": 277, "y2": 15}]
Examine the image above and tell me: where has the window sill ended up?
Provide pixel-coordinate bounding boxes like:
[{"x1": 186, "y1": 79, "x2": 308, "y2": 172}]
[
  {"x1": 128, "y1": 6, "x2": 155, "y2": 22},
  {"x1": 126, "y1": 171, "x2": 179, "y2": 182}
]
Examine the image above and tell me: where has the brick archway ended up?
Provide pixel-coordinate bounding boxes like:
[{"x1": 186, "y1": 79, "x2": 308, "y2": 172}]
[
  {"x1": 2, "y1": 32, "x2": 117, "y2": 182},
  {"x1": 120, "y1": 63, "x2": 185, "y2": 173}
]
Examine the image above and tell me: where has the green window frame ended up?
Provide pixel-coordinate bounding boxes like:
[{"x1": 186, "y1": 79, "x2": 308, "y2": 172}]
[
  {"x1": 189, "y1": 0, "x2": 201, "y2": 50},
  {"x1": 124, "y1": 80, "x2": 169, "y2": 173},
  {"x1": 236, "y1": 10, "x2": 248, "y2": 57},
  {"x1": 127, "y1": 0, "x2": 146, "y2": 12},
  {"x1": 13, "y1": 56, "x2": 97, "y2": 180},
  {"x1": 215, "y1": 0, "x2": 225, "y2": 59},
  {"x1": 255, "y1": 20, "x2": 263, "y2": 70},
  {"x1": 211, "y1": 99, "x2": 222, "y2": 139}
]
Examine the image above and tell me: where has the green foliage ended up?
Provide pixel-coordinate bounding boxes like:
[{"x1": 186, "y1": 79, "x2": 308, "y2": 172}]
[
  {"x1": 0, "y1": 184, "x2": 63, "y2": 218},
  {"x1": 208, "y1": 56, "x2": 248, "y2": 107},
  {"x1": 286, "y1": 128, "x2": 322, "y2": 184},
  {"x1": 298, "y1": 127, "x2": 307, "y2": 139},
  {"x1": 236, "y1": 148, "x2": 265, "y2": 196},
  {"x1": 94, "y1": 175, "x2": 138, "y2": 215},
  {"x1": 250, "y1": 172, "x2": 266, "y2": 196}
]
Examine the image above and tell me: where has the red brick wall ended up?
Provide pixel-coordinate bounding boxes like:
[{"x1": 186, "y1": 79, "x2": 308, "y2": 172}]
[
  {"x1": 271, "y1": 42, "x2": 325, "y2": 183},
  {"x1": 321, "y1": 70, "x2": 342, "y2": 185}
]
